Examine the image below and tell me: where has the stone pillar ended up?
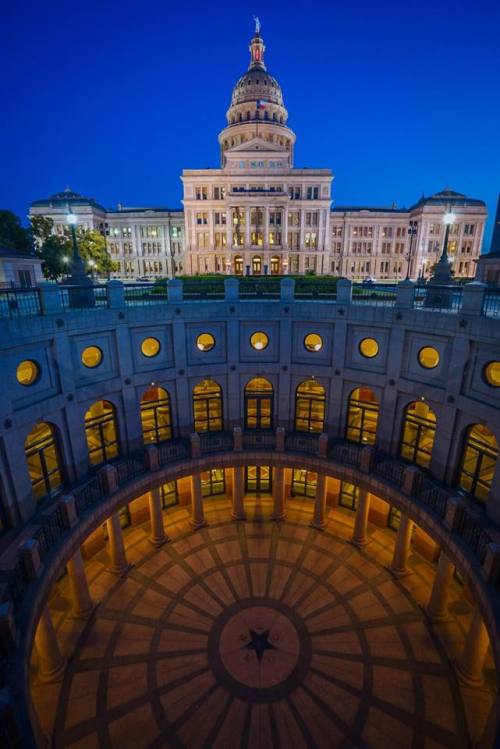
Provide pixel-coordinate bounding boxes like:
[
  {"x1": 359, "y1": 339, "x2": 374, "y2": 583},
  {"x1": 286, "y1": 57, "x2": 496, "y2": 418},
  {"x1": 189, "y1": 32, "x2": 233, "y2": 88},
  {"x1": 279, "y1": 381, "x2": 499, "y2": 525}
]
[
  {"x1": 190, "y1": 471, "x2": 207, "y2": 529},
  {"x1": 311, "y1": 473, "x2": 327, "y2": 530},
  {"x1": 351, "y1": 489, "x2": 371, "y2": 547},
  {"x1": 231, "y1": 466, "x2": 246, "y2": 520},
  {"x1": 106, "y1": 279, "x2": 125, "y2": 308},
  {"x1": 455, "y1": 607, "x2": 490, "y2": 687},
  {"x1": 38, "y1": 282, "x2": 63, "y2": 314},
  {"x1": 389, "y1": 512, "x2": 414, "y2": 576},
  {"x1": 34, "y1": 607, "x2": 66, "y2": 683},
  {"x1": 271, "y1": 467, "x2": 286, "y2": 521},
  {"x1": 106, "y1": 512, "x2": 129, "y2": 575},
  {"x1": 149, "y1": 487, "x2": 168, "y2": 546},
  {"x1": 67, "y1": 548, "x2": 94, "y2": 619},
  {"x1": 426, "y1": 552, "x2": 455, "y2": 621}
]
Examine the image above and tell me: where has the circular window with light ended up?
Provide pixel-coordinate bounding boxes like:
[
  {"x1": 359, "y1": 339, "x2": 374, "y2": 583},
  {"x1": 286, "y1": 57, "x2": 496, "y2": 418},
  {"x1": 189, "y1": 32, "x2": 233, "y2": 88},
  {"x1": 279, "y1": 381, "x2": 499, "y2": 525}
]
[
  {"x1": 359, "y1": 338, "x2": 379, "y2": 359},
  {"x1": 484, "y1": 361, "x2": 500, "y2": 387},
  {"x1": 418, "y1": 346, "x2": 440, "y2": 369},
  {"x1": 81, "y1": 346, "x2": 103, "y2": 368},
  {"x1": 196, "y1": 333, "x2": 215, "y2": 352},
  {"x1": 250, "y1": 331, "x2": 269, "y2": 351},
  {"x1": 16, "y1": 360, "x2": 40, "y2": 386},
  {"x1": 304, "y1": 333, "x2": 323, "y2": 352},
  {"x1": 141, "y1": 337, "x2": 161, "y2": 358}
]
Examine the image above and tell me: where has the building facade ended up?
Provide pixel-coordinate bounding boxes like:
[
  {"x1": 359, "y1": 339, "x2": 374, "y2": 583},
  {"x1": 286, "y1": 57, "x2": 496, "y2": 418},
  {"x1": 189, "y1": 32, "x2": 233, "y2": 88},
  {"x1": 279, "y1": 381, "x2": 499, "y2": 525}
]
[{"x1": 29, "y1": 24, "x2": 487, "y2": 282}]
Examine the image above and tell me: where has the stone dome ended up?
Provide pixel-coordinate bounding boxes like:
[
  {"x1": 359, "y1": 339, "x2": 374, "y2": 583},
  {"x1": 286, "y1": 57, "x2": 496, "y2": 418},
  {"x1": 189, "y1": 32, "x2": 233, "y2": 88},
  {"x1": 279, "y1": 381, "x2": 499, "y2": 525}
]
[{"x1": 230, "y1": 67, "x2": 284, "y2": 108}]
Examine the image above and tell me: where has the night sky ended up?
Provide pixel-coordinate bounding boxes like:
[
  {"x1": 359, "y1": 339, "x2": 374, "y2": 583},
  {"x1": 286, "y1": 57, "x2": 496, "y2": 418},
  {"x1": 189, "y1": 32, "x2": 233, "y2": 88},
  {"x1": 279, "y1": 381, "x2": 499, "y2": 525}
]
[{"x1": 3, "y1": 0, "x2": 499, "y2": 247}]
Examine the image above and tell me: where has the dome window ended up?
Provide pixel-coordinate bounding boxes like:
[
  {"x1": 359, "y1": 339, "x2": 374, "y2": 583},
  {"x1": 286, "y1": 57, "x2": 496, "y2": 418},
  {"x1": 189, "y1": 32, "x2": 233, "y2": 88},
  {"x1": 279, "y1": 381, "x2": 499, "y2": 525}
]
[
  {"x1": 81, "y1": 345, "x2": 103, "y2": 368},
  {"x1": 16, "y1": 359, "x2": 40, "y2": 386},
  {"x1": 359, "y1": 338, "x2": 379, "y2": 358},
  {"x1": 196, "y1": 333, "x2": 215, "y2": 352}
]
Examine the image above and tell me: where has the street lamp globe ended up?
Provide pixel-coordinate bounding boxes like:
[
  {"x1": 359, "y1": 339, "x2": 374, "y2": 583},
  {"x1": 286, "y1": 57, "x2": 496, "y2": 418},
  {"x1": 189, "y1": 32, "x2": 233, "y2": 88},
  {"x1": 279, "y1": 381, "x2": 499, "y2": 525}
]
[
  {"x1": 67, "y1": 213, "x2": 78, "y2": 226},
  {"x1": 443, "y1": 211, "x2": 455, "y2": 226}
]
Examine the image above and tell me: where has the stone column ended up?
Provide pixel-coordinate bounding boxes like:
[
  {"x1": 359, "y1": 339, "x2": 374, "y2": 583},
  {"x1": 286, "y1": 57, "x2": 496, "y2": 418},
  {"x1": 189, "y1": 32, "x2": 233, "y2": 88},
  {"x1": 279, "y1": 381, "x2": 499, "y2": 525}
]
[
  {"x1": 426, "y1": 552, "x2": 455, "y2": 621},
  {"x1": 271, "y1": 467, "x2": 286, "y2": 521},
  {"x1": 231, "y1": 466, "x2": 246, "y2": 521},
  {"x1": 149, "y1": 487, "x2": 168, "y2": 546},
  {"x1": 67, "y1": 548, "x2": 94, "y2": 619},
  {"x1": 389, "y1": 512, "x2": 414, "y2": 576},
  {"x1": 311, "y1": 473, "x2": 327, "y2": 530},
  {"x1": 34, "y1": 608, "x2": 66, "y2": 683},
  {"x1": 106, "y1": 512, "x2": 129, "y2": 575},
  {"x1": 190, "y1": 471, "x2": 207, "y2": 529},
  {"x1": 351, "y1": 489, "x2": 371, "y2": 547},
  {"x1": 455, "y1": 607, "x2": 490, "y2": 687}
]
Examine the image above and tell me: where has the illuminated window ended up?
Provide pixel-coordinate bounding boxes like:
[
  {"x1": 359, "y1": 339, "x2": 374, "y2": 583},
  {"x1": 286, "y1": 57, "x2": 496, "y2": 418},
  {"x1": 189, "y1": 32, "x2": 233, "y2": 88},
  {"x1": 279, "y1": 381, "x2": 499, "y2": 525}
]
[
  {"x1": 294, "y1": 380, "x2": 326, "y2": 433},
  {"x1": 484, "y1": 361, "x2": 500, "y2": 387},
  {"x1": 244, "y1": 377, "x2": 273, "y2": 430},
  {"x1": 458, "y1": 424, "x2": 498, "y2": 503},
  {"x1": 346, "y1": 387, "x2": 379, "y2": 444},
  {"x1": 250, "y1": 331, "x2": 269, "y2": 351},
  {"x1": 304, "y1": 333, "x2": 323, "y2": 352},
  {"x1": 399, "y1": 401, "x2": 436, "y2": 469},
  {"x1": 81, "y1": 346, "x2": 103, "y2": 368},
  {"x1": 252, "y1": 256, "x2": 262, "y2": 274},
  {"x1": 161, "y1": 481, "x2": 178, "y2": 508},
  {"x1": 196, "y1": 333, "x2": 215, "y2": 351},
  {"x1": 418, "y1": 346, "x2": 440, "y2": 369},
  {"x1": 201, "y1": 468, "x2": 225, "y2": 497},
  {"x1": 84, "y1": 400, "x2": 120, "y2": 466},
  {"x1": 24, "y1": 422, "x2": 63, "y2": 501},
  {"x1": 193, "y1": 379, "x2": 223, "y2": 433},
  {"x1": 359, "y1": 338, "x2": 379, "y2": 358},
  {"x1": 339, "y1": 482, "x2": 359, "y2": 510},
  {"x1": 291, "y1": 469, "x2": 317, "y2": 498},
  {"x1": 16, "y1": 360, "x2": 40, "y2": 386},
  {"x1": 245, "y1": 465, "x2": 272, "y2": 493},
  {"x1": 388, "y1": 506, "x2": 401, "y2": 532},
  {"x1": 141, "y1": 337, "x2": 161, "y2": 358},
  {"x1": 140, "y1": 386, "x2": 172, "y2": 444}
]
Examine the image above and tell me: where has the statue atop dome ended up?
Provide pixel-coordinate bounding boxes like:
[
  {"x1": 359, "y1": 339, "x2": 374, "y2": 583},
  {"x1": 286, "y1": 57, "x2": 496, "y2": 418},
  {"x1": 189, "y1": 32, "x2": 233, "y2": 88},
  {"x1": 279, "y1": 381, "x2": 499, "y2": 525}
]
[{"x1": 253, "y1": 15, "x2": 261, "y2": 35}]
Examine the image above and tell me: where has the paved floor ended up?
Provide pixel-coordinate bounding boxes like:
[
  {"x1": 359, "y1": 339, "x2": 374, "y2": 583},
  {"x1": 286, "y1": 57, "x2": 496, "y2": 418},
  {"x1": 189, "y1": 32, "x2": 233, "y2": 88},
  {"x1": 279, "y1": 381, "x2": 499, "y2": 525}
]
[{"x1": 31, "y1": 497, "x2": 496, "y2": 749}]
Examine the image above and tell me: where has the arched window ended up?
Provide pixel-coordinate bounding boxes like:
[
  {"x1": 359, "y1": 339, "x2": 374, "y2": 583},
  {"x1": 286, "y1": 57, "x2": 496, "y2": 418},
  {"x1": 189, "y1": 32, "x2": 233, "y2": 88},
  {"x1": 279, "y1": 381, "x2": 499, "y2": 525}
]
[
  {"x1": 399, "y1": 401, "x2": 436, "y2": 469},
  {"x1": 245, "y1": 377, "x2": 273, "y2": 430},
  {"x1": 140, "y1": 386, "x2": 172, "y2": 445},
  {"x1": 294, "y1": 380, "x2": 326, "y2": 433},
  {"x1": 458, "y1": 424, "x2": 498, "y2": 502},
  {"x1": 270, "y1": 256, "x2": 280, "y2": 274},
  {"x1": 234, "y1": 255, "x2": 243, "y2": 275},
  {"x1": 85, "y1": 400, "x2": 120, "y2": 466},
  {"x1": 193, "y1": 379, "x2": 223, "y2": 433},
  {"x1": 252, "y1": 256, "x2": 262, "y2": 275},
  {"x1": 346, "y1": 387, "x2": 379, "y2": 445},
  {"x1": 25, "y1": 422, "x2": 63, "y2": 500}
]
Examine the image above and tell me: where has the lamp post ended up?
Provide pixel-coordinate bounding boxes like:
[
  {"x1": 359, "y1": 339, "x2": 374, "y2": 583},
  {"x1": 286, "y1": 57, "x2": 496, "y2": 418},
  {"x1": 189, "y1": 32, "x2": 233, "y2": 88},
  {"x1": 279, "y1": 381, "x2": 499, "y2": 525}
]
[
  {"x1": 406, "y1": 221, "x2": 418, "y2": 280},
  {"x1": 428, "y1": 208, "x2": 456, "y2": 286},
  {"x1": 65, "y1": 211, "x2": 92, "y2": 287}
]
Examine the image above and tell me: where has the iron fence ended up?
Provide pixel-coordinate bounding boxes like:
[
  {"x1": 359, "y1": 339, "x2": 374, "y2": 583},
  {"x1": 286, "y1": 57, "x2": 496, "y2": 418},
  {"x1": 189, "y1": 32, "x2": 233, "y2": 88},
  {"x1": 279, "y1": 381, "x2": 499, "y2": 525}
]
[
  {"x1": 482, "y1": 289, "x2": 500, "y2": 318},
  {"x1": 285, "y1": 432, "x2": 320, "y2": 454},
  {"x1": 0, "y1": 288, "x2": 41, "y2": 319},
  {"x1": 242, "y1": 431, "x2": 277, "y2": 450},
  {"x1": 73, "y1": 474, "x2": 105, "y2": 515},
  {"x1": 454, "y1": 505, "x2": 491, "y2": 564},
  {"x1": 352, "y1": 284, "x2": 396, "y2": 306},
  {"x1": 199, "y1": 431, "x2": 234, "y2": 454},
  {"x1": 413, "y1": 284, "x2": 463, "y2": 313},
  {"x1": 123, "y1": 284, "x2": 168, "y2": 305},
  {"x1": 329, "y1": 441, "x2": 362, "y2": 467},
  {"x1": 59, "y1": 285, "x2": 108, "y2": 310},
  {"x1": 157, "y1": 439, "x2": 191, "y2": 466},
  {"x1": 374, "y1": 456, "x2": 406, "y2": 487}
]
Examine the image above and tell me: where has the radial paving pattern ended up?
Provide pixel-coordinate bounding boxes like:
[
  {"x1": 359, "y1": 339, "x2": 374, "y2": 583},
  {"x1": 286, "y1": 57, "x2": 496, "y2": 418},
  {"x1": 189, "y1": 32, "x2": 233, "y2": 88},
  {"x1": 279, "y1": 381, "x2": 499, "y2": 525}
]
[{"x1": 34, "y1": 499, "x2": 494, "y2": 749}]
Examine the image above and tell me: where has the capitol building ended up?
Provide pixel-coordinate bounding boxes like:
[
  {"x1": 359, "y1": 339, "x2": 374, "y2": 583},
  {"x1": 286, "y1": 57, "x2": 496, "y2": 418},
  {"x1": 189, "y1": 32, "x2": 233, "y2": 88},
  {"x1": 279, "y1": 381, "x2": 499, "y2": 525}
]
[{"x1": 30, "y1": 24, "x2": 487, "y2": 281}]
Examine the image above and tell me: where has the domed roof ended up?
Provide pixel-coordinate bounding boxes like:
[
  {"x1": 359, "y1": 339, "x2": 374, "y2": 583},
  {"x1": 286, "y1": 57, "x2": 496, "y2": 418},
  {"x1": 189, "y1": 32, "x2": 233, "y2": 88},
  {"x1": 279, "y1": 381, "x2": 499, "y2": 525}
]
[
  {"x1": 231, "y1": 67, "x2": 284, "y2": 107},
  {"x1": 31, "y1": 186, "x2": 106, "y2": 211}
]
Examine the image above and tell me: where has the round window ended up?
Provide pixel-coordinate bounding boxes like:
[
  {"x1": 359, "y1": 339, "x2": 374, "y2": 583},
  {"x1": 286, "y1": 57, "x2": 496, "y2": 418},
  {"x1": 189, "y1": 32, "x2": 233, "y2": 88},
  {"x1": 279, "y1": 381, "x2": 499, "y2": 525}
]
[
  {"x1": 81, "y1": 346, "x2": 103, "y2": 368},
  {"x1": 196, "y1": 333, "x2": 215, "y2": 352},
  {"x1": 418, "y1": 346, "x2": 440, "y2": 369},
  {"x1": 304, "y1": 333, "x2": 323, "y2": 352},
  {"x1": 141, "y1": 337, "x2": 161, "y2": 358},
  {"x1": 250, "y1": 331, "x2": 269, "y2": 350},
  {"x1": 359, "y1": 338, "x2": 379, "y2": 358},
  {"x1": 16, "y1": 360, "x2": 40, "y2": 386},
  {"x1": 484, "y1": 361, "x2": 500, "y2": 387}
]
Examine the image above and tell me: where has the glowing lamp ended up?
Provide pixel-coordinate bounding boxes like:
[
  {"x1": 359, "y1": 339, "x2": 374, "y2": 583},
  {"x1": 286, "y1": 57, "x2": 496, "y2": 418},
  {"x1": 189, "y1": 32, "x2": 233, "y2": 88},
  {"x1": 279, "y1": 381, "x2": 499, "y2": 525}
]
[
  {"x1": 443, "y1": 212, "x2": 455, "y2": 225},
  {"x1": 67, "y1": 213, "x2": 78, "y2": 225}
]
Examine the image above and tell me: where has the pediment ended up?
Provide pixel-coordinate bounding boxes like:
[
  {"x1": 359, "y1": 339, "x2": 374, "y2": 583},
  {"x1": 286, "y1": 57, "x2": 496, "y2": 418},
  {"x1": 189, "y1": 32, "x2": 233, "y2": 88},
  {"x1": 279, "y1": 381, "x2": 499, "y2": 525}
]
[{"x1": 226, "y1": 137, "x2": 287, "y2": 154}]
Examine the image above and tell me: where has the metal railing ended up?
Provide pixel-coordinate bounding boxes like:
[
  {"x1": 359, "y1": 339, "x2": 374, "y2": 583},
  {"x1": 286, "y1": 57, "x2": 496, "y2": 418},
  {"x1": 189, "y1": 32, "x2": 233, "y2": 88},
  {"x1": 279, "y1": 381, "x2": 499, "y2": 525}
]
[
  {"x1": 242, "y1": 430, "x2": 277, "y2": 450},
  {"x1": 199, "y1": 431, "x2": 234, "y2": 454},
  {"x1": 329, "y1": 441, "x2": 363, "y2": 467},
  {"x1": 285, "y1": 431, "x2": 320, "y2": 454},
  {"x1": 0, "y1": 288, "x2": 41, "y2": 319},
  {"x1": 454, "y1": 504, "x2": 491, "y2": 564},
  {"x1": 413, "y1": 284, "x2": 463, "y2": 312},
  {"x1": 482, "y1": 288, "x2": 500, "y2": 318},
  {"x1": 59, "y1": 285, "x2": 108, "y2": 310},
  {"x1": 373, "y1": 454, "x2": 406, "y2": 487},
  {"x1": 123, "y1": 283, "x2": 168, "y2": 305},
  {"x1": 351, "y1": 284, "x2": 396, "y2": 306},
  {"x1": 157, "y1": 439, "x2": 190, "y2": 466}
]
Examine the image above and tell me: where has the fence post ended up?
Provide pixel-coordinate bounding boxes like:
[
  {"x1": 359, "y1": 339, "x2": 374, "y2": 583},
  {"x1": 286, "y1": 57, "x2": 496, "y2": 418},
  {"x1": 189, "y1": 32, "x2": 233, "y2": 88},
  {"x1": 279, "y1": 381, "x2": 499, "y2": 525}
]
[
  {"x1": 336, "y1": 278, "x2": 352, "y2": 304},
  {"x1": 395, "y1": 279, "x2": 416, "y2": 309},
  {"x1": 360, "y1": 446, "x2": 375, "y2": 472},
  {"x1": 106, "y1": 279, "x2": 125, "y2": 308},
  {"x1": 225, "y1": 278, "x2": 239, "y2": 301},
  {"x1": 402, "y1": 465, "x2": 419, "y2": 495},
  {"x1": 191, "y1": 432, "x2": 201, "y2": 458},
  {"x1": 168, "y1": 278, "x2": 183, "y2": 302},
  {"x1": 233, "y1": 426, "x2": 243, "y2": 451},
  {"x1": 444, "y1": 496, "x2": 462, "y2": 532},
  {"x1": 461, "y1": 281, "x2": 487, "y2": 316},
  {"x1": 60, "y1": 494, "x2": 78, "y2": 528},
  {"x1": 280, "y1": 278, "x2": 295, "y2": 302},
  {"x1": 99, "y1": 464, "x2": 118, "y2": 494},
  {"x1": 38, "y1": 282, "x2": 63, "y2": 314},
  {"x1": 318, "y1": 433, "x2": 329, "y2": 458},
  {"x1": 144, "y1": 445, "x2": 159, "y2": 472},
  {"x1": 19, "y1": 539, "x2": 41, "y2": 580},
  {"x1": 276, "y1": 427, "x2": 285, "y2": 452}
]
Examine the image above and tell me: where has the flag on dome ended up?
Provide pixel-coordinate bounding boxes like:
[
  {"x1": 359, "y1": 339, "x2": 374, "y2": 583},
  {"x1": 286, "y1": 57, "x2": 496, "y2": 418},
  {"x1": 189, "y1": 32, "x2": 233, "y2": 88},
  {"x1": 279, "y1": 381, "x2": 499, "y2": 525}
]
[{"x1": 256, "y1": 100, "x2": 267, "y2": 110}]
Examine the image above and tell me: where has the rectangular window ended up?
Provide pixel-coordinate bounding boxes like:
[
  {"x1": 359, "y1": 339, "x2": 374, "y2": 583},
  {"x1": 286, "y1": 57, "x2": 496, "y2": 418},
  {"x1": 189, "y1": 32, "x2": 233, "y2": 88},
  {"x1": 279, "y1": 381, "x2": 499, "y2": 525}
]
[
  {"x1": 332, "y1": 225, "x2": 343, "y2": 237},
  {"x1": 195, "y1": 186, "x2": 208, "y2": 200},
  {"x1": 382, "y1": 226, "x2": 393, "y2": 238},
  {"x1": 291, "y1": 469, "x2": 317, "y2": 498},
  {"x1": 161, "y1": 481, "x2": 178, "y2": 508},
  {"x1": 306, "y1": 186, "x2": 319, "y2": 200},
  {"x1": 289, "y1": 186, "x2": 301, "y2": 200},
  {"x1": 339, "y1": 482, "x2": 359, "y2": 510},
  {"x1": 289, "y1": 211, "x2": 300, "y2": 227},
  {"x1": 201, "y1": 468, "x2": 225, "y2": 497},
  {"x1": 268, "y1": 231, "x2": 282, "y2": 245},
  {"x1": 196, "y1": 212, "x2": 208, "y2": 225}
]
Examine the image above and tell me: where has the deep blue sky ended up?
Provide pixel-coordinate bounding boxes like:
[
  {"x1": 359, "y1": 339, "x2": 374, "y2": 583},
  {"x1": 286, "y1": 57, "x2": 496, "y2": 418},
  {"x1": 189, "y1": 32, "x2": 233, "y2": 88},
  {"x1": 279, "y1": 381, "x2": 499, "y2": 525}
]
[{"x1": 3, "y1": 0, "x2": 499, "y2": 247}]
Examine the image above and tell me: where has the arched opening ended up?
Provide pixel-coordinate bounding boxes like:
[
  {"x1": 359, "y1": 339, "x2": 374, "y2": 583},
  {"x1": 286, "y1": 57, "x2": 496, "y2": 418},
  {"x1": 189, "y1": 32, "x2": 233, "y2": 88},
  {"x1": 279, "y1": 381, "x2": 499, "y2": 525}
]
[
  {"x1": 270, "y1": 255, "x2": 280, "y2": 275},
  {"x1": 234, "y1": 255, "x2": 243, "y2": 276},
  {"x1": 84, "y1": 401, "x2": 120, "y2": 467},
  {"x1": 244, "y1": 377, "x2": 274, "y2": 430},
  {"x1": 458, "y1": 424, "x2": 498, "y2": 502},
  {"x1": 140, "y1": 386, "x2": 172, "y2": 445},
  {"x1": 346, "y1": 387, "x2": 379, "y2": 445},
  {"x1": 399, "y1": 401, "x2": 436, "y2": 469},
  {"x1": 294, "y1": 380, "x2": 326, "y2": 433},
  {"x1": 24, "y1": 422, "x2": 63, "y2": 501},
  {"x1": 252, "y1": 256, "x2": 262, "y2": 275},
  {"x1": 193, "y1": 379, "x2": 223, "y2": 433}
]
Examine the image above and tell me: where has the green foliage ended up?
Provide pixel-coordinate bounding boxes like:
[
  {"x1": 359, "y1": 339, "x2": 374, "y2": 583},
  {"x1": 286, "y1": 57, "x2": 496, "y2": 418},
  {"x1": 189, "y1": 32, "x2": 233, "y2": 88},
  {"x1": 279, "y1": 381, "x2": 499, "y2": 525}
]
[{"x1": 0, "y1": 210, "x2": 31, "y2": 251}]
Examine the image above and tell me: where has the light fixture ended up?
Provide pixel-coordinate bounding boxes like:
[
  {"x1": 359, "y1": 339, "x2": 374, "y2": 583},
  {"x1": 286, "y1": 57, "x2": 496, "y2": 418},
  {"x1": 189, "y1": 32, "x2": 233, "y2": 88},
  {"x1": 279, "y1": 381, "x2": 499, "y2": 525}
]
[
  {"x1": 443, "y1": 211, "x2": 455, "y2": 225},
  {"x1": 67, "y1": 212, "x2": 77, "y2": 225},
  {"x1": 62, "y1": 256, "x2": 70, "y2": 264}
]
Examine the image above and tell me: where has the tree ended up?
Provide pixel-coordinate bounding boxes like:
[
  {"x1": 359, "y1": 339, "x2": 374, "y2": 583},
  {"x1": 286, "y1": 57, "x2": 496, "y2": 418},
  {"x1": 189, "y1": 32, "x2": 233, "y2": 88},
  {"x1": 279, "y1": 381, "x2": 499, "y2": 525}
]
[
  {"x1": 0, "y1": 210, "x2": 31, "y2": 251},
  {"x1": 76, "y1": 229, "x2": 117, "y2": 276}
]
